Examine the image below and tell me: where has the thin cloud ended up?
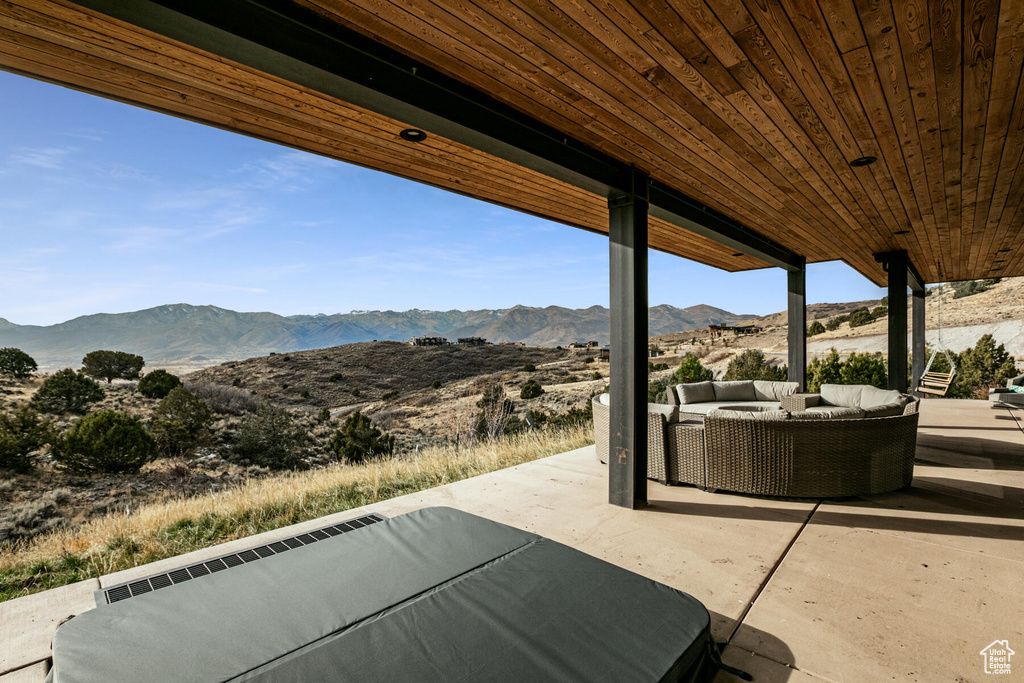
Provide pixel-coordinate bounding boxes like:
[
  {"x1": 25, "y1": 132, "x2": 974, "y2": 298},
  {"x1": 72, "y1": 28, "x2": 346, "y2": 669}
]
[
  {"x1": 8, "y1": 146, "x2": 78, "y2": 169},
  {"x1": 105, "y1": 226, "x2": 184, "y2": 252}
]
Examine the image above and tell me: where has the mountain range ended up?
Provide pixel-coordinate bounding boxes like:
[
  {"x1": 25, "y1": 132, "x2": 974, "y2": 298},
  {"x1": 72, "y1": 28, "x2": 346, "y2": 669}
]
[{"x1": 0, "y1": 303, "x2": 753, "y2": 369}]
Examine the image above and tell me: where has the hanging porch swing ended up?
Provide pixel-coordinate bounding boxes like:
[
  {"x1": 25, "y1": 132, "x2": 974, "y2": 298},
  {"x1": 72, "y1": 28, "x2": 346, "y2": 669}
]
[{"x1": 915, "y1": 285, "x2": 957, "y2": 396}]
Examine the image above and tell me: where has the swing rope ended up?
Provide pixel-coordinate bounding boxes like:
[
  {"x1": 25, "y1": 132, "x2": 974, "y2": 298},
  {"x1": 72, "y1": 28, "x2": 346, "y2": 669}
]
[{"x1": 917, "y1": 285, "x2": 957, "y2": 393}]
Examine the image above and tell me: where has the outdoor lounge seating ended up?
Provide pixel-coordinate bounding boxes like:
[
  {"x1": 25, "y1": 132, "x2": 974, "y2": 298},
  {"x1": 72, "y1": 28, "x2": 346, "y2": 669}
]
[
  {"x1": 594, "y1": 381, "x2": 919, "y2": 497},
  {"x1": 989, "y1": 373, "x2": 1024, "y2": 407}
]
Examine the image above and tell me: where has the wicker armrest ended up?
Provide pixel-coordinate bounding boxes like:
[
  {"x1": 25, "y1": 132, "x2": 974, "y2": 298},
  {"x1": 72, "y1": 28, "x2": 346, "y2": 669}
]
[
  {"x1": 781, "y1": 393, "x2": 820, "y2": 412},
  {"x1": 666, "y1": 421, "x2": 705, "y2": 488}
]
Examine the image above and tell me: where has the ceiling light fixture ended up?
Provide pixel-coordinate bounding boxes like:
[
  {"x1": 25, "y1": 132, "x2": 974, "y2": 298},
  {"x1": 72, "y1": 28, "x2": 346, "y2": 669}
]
[
  {"x1": 893, "y1": 230, "x2": 910, "y2": 235},
  {"x1": 732, "y1": 252, "x2": 744, "y2": 257},
  {"x1": 850, "y1": 156, "x2": 877, "y2": 167},
  {"x1": 399, "y1": 128, "x2": 427, "y2": 142}
]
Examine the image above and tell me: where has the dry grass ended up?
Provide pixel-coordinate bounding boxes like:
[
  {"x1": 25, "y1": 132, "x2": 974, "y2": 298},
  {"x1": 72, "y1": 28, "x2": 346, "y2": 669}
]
[{"x1": 0, "y1": 425, "x2": 593, "y2": 601}]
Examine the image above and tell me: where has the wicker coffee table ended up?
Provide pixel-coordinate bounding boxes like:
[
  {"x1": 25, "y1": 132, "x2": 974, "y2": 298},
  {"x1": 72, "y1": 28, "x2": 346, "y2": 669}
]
[{"x1": 781, "y1": 393, "x2": 820, "y2": 412}]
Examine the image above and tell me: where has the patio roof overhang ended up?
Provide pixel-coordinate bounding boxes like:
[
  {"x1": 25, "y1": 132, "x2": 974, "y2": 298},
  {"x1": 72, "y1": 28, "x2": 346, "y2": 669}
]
[{"x1": 4, "y1": 0, "x2": 1021, "y2": 284}]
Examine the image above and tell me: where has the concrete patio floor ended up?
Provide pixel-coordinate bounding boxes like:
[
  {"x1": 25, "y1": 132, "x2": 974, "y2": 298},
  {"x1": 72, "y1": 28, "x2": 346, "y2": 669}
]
[{"x1": 2, "y1": 399, "x2": 1022, "y2": 682}]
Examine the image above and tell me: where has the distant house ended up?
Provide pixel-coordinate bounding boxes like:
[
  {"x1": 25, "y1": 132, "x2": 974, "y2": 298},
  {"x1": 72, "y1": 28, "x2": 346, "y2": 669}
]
[
  {"x1": 457, "y1": 337, "x2": 487, "y2": 346},
  {"x1": 599, "y1": 346, "x2": 610, "y2": 361},
  {"x1": 649, "y1": 348, "x2": 662, "y2": 358},
  {"x1": 568, "y1": 342, "x2": 590, "y2": 349},
  {"x1": 587, "y1": 341, "x2": 599, "y2": 348},
  {"x1": 411, "y1": 336, "x2": 448, "y2": 346},
  {"x1": 498, "y1": 341, "x2": 526, "y2": 346},
  {"x1": 707, "y1": 324, "x2": 763, "y2": 338}
]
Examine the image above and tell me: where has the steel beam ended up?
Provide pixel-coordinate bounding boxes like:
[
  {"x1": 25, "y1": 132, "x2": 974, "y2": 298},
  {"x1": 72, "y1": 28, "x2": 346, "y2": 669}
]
[
  {"x1": 70, "y1": 0, "x2": 804, "y2": 269},
  {"x1": 787, "y1": 263, "x2": 807, "y2": 391},
  {"x1": 608, "y1": 170, "x2": 649, "y2": 509},
  {"x1": 912, "y1": 288, "x2": 926, "y2": 394},
  {"x1": 877, "y1": 251, "x2": 910, "y2": 392}
]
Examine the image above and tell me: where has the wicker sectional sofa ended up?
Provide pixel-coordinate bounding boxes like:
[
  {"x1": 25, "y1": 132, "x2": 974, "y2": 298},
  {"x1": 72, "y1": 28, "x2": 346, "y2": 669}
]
[{"x1": 593, "y1": 380, "x2": 919, "y2": 498}]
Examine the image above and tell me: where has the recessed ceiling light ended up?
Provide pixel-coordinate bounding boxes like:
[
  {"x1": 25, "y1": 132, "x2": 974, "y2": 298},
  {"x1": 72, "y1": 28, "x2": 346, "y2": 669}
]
[
  {"x1": 399, "y1": 128, "x2": 427, "y2": 142},
  {"x1": 996, "y1": 248, "x2": 1011, "y2": 253},
  {"x1": 850, "y1": 156, "x2": 877, "y2": 167},
  {"x1": 732, "y1": 252, "x2": 744, "y2": 257},
  {"x1": 893, "y1": 230, "x2": 910, "y2": 235}
]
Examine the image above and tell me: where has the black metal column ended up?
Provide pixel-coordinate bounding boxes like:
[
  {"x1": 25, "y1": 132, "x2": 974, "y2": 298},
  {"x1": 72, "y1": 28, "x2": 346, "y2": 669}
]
[
  {"x1": 608, "y1": 169, "x2": 649, "y2": 509},
  {"x1": 912, "y1": 288, "x2": 926, "y2": 394},
  {"x1": 884, "y1": 251, "x2": 909, "y2": 393},
  {"x1": 787, "y1": 262, "x2": 807, "y2": 391}
]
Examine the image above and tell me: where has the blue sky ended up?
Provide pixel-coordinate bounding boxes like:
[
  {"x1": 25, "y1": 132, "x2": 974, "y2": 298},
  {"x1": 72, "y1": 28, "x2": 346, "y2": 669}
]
[{"x1": 0, "y1": 71, "x2": 884, "y2": 327}]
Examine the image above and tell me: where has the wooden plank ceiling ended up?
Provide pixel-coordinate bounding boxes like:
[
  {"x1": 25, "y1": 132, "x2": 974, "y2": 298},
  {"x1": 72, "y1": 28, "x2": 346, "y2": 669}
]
[{"x1": 3, "y1": 0, "x2": 1024, "y2": 284}]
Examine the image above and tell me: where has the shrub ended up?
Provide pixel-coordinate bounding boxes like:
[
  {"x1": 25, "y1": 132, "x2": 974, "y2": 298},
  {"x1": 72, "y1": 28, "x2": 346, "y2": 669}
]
[
  {"x1": 948, "y1": 334, "x2": 1016, "y2": 398},
  {"x1": 317, "y1": 406, "x2": 332, "y2": 423},
  {"x1": 0, "y1": 348, "x2": 37, "y2": 379},
  {"x1": 673, "y1": 353, "x2": 714, "y2": 384},
  {"x1": 0, "y1": 406, "x2": 55, "y2": 473},
  {"x1": 648, "y1": 362, "x2": 669, "y2": 372},
  {"x1": 806, "y1": 348, "x2": 887, "y2": 391},
  {"x1": 591, "y1": 371, "x2": 604, "y2": 380},
  {"x1": 475, "y1": 384, "x2": 515, "y2": 439},
  {"x1": 183, "y1": 381, "x2": 259, "y2": 415},
  {"x1": 523, "y1": 363, "x2": 536, "y2": 372},
  {"x1": 81, "y1": 350, "x2": 145, "y2": 384},
  {"x1": 327, "y1": 412, "x2": 395, "y2": 463},
  {"x1": 806, "y1": 349, "x2": 843, "y2": 392},
  {"x1": 351, "y1": 388, "x2": 361, "y2": 398},
  {"x1": 150, "y1": 387, "x2": 213, "y2": 457},
  {"x1": 723, "y1": 350, "x2": 786, "y2": 381},
  {"x1": 230, "y1": 404, "x2": 310, "y2": 470},
  {"x1": 328, "y1": 373, "x2": 344, "y2": 382},
  {"x1": 137, "y1": 369, "x2": 182, "y2": 399},
  {"x1": 381, "y1": 390, "x2": 399, "y2": 401},
  {"x1": 807, "y1": 320, "x2": 826, "y2": 337},
  {"x1": 520, "y1": 379, "x2": 544, "y2": 399},
  {"x1": 431, "y1": 380, "x2": 442, "y2": 389},
  {"x1": 839, "y1": 352, "x2": 887, "y2": 389},
  {"x1": 52, "y1": 410, "x2": 158, "y2": 474},
  {"x1": 648, "y1": 377, "x2": 671, "y2": 403},
  {"x1": 952, "y1": 278, "x2": 1000, "y2": 299},
  {"x1": 0, "y1": 496, "x2": 67, "y2": 543},
  {"x1": 825, "y1": 318, "x2": 842, "y2": 331},
  {"x1": 30, "y1": 369, "x2": 105, "y2": 415},
  {"x1": 846, "y1": 307, "x2": 874, "y2": 328}
]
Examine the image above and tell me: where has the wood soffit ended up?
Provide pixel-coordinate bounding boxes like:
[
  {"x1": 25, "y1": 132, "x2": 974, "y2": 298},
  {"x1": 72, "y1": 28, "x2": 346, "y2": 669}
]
[{"x1": 2, "y1": 0, "x2": 1023, "y2": 285}]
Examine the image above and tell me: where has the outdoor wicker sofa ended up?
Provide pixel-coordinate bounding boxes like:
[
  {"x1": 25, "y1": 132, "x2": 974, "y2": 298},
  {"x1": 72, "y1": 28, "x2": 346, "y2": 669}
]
[
  {"x1": 594, "y1": 381, "x2": 919, "y2": 498},
  {"x1": 989, "y1": 372, "x2": 1024, "y2": 407}
]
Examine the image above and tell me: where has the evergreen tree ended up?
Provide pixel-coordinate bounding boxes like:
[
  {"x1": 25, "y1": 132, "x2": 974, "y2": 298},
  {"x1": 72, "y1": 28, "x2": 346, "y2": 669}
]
[
  {"x1": 723, "y1": 349, "x2": 786, "y2": 381},
  {"x1": 0, "y1": 348, "x2": 38, "y2": 379},
  {"x1": 806, "y1": 348, "x2": 843, "y2": 392},
  {"x1": 81, "y1": 350, "x2": 144, "y2": 384},
  {"x1": 0, "y1": 406, "x2": 55, "y2": 473},
  {"x1": 52, "y1": 410, "x2": 157, "y2": 474},
  {"x1": 137, "y1": 369, "x2": 182, "y2": 399},
  {"x1": 672, "y1": 353, "x2": 713, "y2": 384},
  {"x1": 327, "y1": 411, "x2": 395, "y2": 463},
  {"x1": 30, "y1": 369, "x2": 105, "y2": 415}
]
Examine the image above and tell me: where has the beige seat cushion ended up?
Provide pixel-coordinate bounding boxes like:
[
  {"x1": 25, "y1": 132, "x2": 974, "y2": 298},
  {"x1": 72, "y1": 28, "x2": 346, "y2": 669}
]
[
  {"x1": 753, "y1": 380, "x2": 799, "y2": 401},
  {"x1": 677, "y1": 381, "x2": 715, "y2": 404},
  {"x1": 713, "y1": 381, "x2": 756, "y2": 401},
  {"x1": 862, "y1": 402, "x2": 906, "y2": 418},
  {"x1": 860, "y1": 386, "x2": 905, "y2": 409},
  {"x1": 819, "y1": 383, "x2": 865, "y2": 408},
  {"x1": 798, "y1": 405, "x2": 866, "y2": 419}
]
